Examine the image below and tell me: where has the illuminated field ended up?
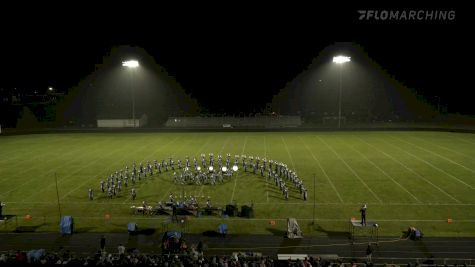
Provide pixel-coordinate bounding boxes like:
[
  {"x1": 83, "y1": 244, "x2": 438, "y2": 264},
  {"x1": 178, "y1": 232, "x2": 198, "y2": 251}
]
[{"x1": 1, "y1": 131, "x2": 474, "y2": 236}]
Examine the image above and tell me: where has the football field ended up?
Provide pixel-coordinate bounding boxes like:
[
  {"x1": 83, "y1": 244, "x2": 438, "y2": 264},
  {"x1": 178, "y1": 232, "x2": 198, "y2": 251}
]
[{"x1": 1, "y1": 131, "x2": 475, "y2": 236}]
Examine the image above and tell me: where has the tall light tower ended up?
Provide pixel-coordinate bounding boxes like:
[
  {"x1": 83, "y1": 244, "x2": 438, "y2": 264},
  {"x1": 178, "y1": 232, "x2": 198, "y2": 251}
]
[
  {"x1": 122, "y1": 60, "x2": 139, "y2": 128},
  {"x1": 333, "y1": 56, "x2": 351, "y2": 128}
]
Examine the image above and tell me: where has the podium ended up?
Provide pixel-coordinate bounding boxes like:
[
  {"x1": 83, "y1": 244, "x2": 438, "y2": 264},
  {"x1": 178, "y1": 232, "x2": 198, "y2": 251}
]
[{"x1": 348, "y1": 218, "x2": 379, "y2": 243}]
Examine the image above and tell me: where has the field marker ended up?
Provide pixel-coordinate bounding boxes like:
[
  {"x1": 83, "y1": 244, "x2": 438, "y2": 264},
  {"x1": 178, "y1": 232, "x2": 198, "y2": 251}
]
[
  {"x1": 356, "y1": 137, "x2": 462, "y2": 203},
  {"x1": 316, "y1": 136, "x2": 383, "y2": 204},
  {"x1": 382, "y1": 137, "x2": 475, "y2": 190},
  {"x1": 341, "y1": 139, "x2": 422, "y2": 203},
  {"x1": 299, "y1": 136, "x2": 344, "y2": 203}
]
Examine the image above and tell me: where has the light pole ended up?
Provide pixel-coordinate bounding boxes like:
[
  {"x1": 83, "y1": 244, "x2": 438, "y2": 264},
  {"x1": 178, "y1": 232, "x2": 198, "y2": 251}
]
[
  {"x1": 122, "y1": 60, "x2": 139, "y2": 128},
  {"x1": 333, "y1": 56, "x2": 351, "y2": 128}
]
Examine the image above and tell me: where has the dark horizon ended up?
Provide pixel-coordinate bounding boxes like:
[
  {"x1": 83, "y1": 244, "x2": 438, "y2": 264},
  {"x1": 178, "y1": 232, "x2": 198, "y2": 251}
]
[{"x1": 0, "y1": 4, "x2": 472, "y2": 116}]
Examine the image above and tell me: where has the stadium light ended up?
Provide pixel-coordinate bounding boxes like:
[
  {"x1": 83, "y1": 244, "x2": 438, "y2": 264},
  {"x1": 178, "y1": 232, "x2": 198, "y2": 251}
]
[
  {"x1": 122, "y1": 60, "x2": 139, "y2": 68},
  {"x1": 333, "y1": 56, "x2": 351, "y2": 64},
  {"x1": 122, "y1": 60, "x2": 140, "y2": 128},
  {"x1": 332, "y1": 55, "x2": 351, "y2": 128},
  {"x1": 48, "y1": 87, "x2": 53, "y2": 91}
]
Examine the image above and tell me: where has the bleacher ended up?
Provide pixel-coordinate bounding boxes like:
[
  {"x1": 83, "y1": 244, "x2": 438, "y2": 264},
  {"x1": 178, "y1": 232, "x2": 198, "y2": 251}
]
[
  {"x1": 3, "y1": 249, "x2": 473, "y2": 267},
  {"x1": 164, "y1": 115, "x2": 302, "y2": 128}
]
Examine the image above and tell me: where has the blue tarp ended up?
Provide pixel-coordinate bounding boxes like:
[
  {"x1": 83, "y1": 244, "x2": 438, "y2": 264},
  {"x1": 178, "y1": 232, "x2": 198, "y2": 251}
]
[
  {"x1": 59, "y1": 216, "x2": 73, "y2": 234},
  {"x1": 218, "y1": 224, "x2": 228, "y2": 234},
  {"x1": 128, "y1": 222, "x2": 137, "y2": 232},
  {"x1": 166, "y1": 231, "x2": 182, "y2": 239}
]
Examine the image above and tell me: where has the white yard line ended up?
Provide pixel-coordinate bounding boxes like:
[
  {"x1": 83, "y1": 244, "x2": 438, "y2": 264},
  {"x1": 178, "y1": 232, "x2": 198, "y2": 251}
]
[
  {"x1": 281, "y1": 135, "x2": 305, "y2": 201},
  {"x1": 455, "y1": 137, "x2": 475, "y2": 146},
  {"x1": 280, "y1": 136, "x2": 296, "y2": 170},
  {"x1": 230, "y1": 136, "x2": 247, "y2": 203},
  {"x1": 299, "y1": 136, "x2": 344, "y2": 203},
  {"x1": 23, "y1": 138, "x2": 138, "y2": 202},
  {"x1": 197, "y1": 135, "x2": 227, "y2": 198},
  {"x1": 392, "y1": 135, "x2": 475, "y2": 175},
  {"x1": 154, "y1": 135, "x2": 206, "y2": 203},
  {"x1": 341, "y1": 139, "x2": 422, "y2": 203},
  {"x1": 64, "y1": 135, "x2": 180, "y2": 201},
  {"x1": 383, "y1": 137, "x2": 475, "y2": 190},
  {"x1": 264, "y1": 135, "x2": 269, "y2": 203},
  {"x1": 0, "y1": 136, "x2": 72, "y2": 168},
  {"x1": 7, "y1": 200, "x2": 475, "y2": 206},
  {"x1": 0, "y1": 138, "x2": 113, "y2": 198},
  {"x1": 410, "y1": 136, "x2": 475, "y2": 161},
  {"x1": 356, "y1": 136, "x2": 462, "y2": 203},
  {"x1": 264, "y1": 135, "x2": 268, "y2": 158},
  {"x1": 62, "y1": 134, "x2": 167, "y2": 200},
  {"x1": 316, "y1": 136, "x2": 383, "y2": 204},
  {"x1": 158, "y1": 134, "x2": 215, "y2": 203},
  {"x1": 0, "y1": 138, "x2": 102, "y2": 193},
  {"x1": 1, "y1": 135, "x2": 102, "y2": 176}
]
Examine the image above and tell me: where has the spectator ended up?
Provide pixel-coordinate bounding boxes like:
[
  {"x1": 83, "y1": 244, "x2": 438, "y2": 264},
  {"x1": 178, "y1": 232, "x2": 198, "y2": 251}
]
[
  {"x1": 360, "y1": 204, "x2": 367, "y2": 226},
  {"x1": 197, "y1": 240, "x2": 204, "y2": 255},
  {"x1": 15, "y1": 250, "x2": 27, "y2": 264},
  {"x1": 118, "y1": 244, "x2": 125, "y2": 255},
  {"x1": 100, "y1": 235, "x2": 106, "y2": 251},
  {"x1": 0, "y1": 200, "x2": 5, "y2": 218},
  {"x1": 366, "y1": 243, "x2": 373, "y2": 263}
]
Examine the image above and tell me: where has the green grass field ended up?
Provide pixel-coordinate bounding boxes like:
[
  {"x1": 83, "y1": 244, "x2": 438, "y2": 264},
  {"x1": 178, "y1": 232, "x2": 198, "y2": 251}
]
[{"x1": 1, "y1": 131, "x2": 475, "y2": 236}]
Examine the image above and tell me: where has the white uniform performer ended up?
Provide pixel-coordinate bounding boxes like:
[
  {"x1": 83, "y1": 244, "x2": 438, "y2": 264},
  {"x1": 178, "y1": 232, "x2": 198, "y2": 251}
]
[{"x1": 0, "y1": 201, "x2": 5, "y2": 217}]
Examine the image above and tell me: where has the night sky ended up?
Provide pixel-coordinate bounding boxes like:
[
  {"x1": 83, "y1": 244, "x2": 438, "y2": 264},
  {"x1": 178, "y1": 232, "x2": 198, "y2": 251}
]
[{"x1": 1, "y1": 3, "x2": 471, "y2": 114}]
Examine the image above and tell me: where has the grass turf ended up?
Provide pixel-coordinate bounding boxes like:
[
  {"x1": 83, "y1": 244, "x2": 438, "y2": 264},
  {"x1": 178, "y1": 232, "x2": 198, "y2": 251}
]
[{"x1": 0, "y1": 131, "x2": 474, "y2": 236}]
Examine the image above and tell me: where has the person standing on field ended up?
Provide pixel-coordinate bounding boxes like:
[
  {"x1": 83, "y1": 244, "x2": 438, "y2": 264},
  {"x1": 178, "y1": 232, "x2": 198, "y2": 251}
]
[
  {"x1": 88, "y1": 188, "x2": 94, "y2": 200},
  {"x1": 131, "y1": 188, "x2": 137, "y2": 201},
  {"x1": 360, "y1": 204, "x2": 367, "y2": 226}
]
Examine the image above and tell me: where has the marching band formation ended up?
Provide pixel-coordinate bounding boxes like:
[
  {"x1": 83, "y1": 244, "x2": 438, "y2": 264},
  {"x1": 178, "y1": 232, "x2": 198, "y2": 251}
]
[{"x1": 89, "y1": 153, "x2": 307, "y2": 203}]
